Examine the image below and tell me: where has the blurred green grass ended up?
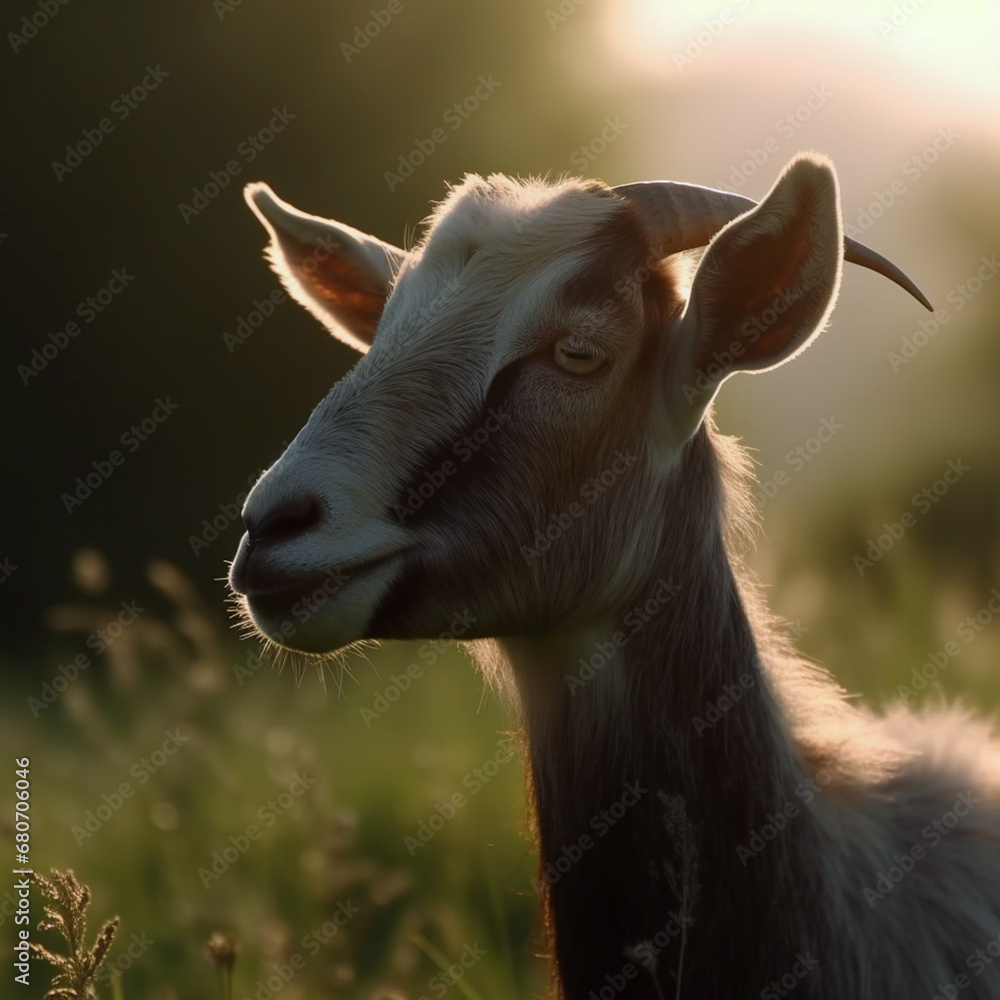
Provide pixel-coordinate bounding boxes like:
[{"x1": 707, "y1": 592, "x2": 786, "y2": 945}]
[
  {"x1": 2, "y1": 553, "x2": 542, "y2": 1000},
  {"x1": 4, "y1": 488, "x2": 1000, "y2": 999},
  {"x1": 760, "y1": 463, "x2": 1000, "y2": 711}
]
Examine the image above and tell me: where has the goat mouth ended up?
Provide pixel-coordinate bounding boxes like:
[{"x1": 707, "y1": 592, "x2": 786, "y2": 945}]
[
  {"x1": 242, "y1": 569, "x2": 352, "y2": 620},
  {"x1": 240, "y1": 550, "x2": 407, "y2": 626}
]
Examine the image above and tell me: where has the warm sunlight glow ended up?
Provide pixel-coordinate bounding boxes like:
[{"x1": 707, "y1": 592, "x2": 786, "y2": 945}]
[{"x1": 601, "y1": 0, "x2": 1000, "y2": 109}]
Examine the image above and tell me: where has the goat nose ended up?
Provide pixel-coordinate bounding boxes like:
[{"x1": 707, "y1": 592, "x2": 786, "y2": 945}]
[{"x1": 244, "y1": 495, "x2": 322, "y2": 544}]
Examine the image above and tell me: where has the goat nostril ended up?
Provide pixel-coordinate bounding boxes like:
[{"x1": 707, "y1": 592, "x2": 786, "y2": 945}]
[{"x1": 246, "y1": 496, "x2": 322, "y2": 543}]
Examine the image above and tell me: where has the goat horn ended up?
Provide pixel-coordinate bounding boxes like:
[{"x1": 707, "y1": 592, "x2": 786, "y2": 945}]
[{"x1": 613, "y1": 180, "x2": 932, "y2": 311}]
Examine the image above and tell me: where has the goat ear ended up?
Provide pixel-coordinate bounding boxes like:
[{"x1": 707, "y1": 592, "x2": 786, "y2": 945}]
[
  {"x1": 662, "y1": 154, "x2": 843, "y2": 440},
  {"x1": 244, "y1": 183, "x2": 408, "y2": 354}
]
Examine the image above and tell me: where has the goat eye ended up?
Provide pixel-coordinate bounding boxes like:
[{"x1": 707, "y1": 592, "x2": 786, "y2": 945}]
[{"x1": 553, "y1": 336, "x2": 607, "y2": 376}]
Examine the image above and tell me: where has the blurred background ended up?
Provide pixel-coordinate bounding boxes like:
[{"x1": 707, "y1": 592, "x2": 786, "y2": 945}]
[{"x1": 3, "y1": 1, "x2": 999, "y2": 997}]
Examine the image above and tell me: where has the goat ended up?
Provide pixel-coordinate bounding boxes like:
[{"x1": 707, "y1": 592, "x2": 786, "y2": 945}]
[{"x1": 228, "y1": 153, "x2": 1000, "y2": 999}]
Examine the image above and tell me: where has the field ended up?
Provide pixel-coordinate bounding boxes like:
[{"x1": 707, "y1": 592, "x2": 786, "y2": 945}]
[
  {"x1": 6, "y1": 482, "x2": 1000, "y2": 1000},
  {"x1": 5, "y1": 552, "x2": 541, "y2": 1000},
  {"x1": 5, "y1": 4, "x2": 999, "y2": 997}
]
